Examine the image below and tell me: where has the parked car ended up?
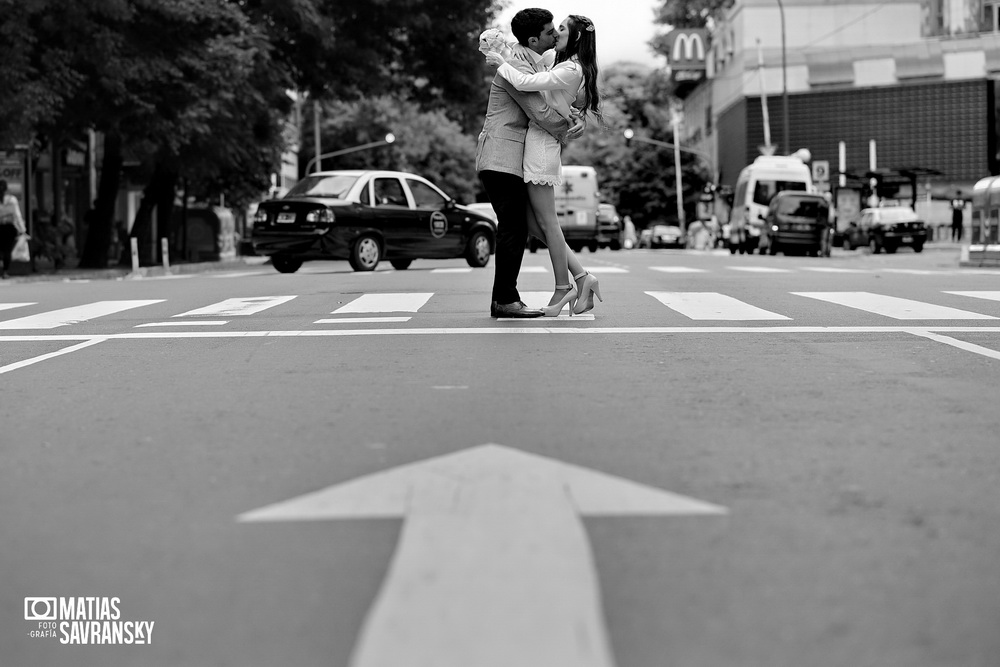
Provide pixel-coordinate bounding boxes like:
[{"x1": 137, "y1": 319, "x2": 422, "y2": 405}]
[
  {"x1": 646, "y1": 224, "x2": 686, "y2": 249},
  {"x1": 251, "y1": 170, "x2": 496, "y2": 272},
  {"x1": 860, "y1": 206, "x2": 927, "y2": 254},
  {"x1": 763, "y1": 191, "x2": 831, "y2": 256},
  {"x1": 596, "y1": 203, "x2": 623, "y2": 250}
]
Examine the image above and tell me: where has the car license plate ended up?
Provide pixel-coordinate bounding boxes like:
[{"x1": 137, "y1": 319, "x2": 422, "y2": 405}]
[
  {"x1": 277, "y1": 212, "x2": 296, "y2": 223},
  {"x1": 902, "y1": 235, "x2": 912, "y2": 243}
]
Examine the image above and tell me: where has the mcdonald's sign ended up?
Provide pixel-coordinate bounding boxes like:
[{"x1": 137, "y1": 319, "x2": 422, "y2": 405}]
[{"x1": 666, "y1": 29, "x2": 708, "y2": 71}]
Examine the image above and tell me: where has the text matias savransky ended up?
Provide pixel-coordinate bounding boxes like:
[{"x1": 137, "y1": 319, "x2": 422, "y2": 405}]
[{"x1": 24, "y1": 596, "x2": 154, "y2": 645}]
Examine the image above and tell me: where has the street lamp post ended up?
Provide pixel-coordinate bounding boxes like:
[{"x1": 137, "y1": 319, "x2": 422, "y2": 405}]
[
  {"x1": 304, "y1": 133, "x2": 396, "y2": 175},
  {"x1": 777, "y1": 0, "x2": 789, "y2": 155}
]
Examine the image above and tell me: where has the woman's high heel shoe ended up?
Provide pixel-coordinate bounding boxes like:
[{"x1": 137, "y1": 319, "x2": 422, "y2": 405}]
[
  {"x1": 572, "y1": 272, "x2": 603, "y2": 314},
  {"x1": 541, "y1": 284, "x2": 577, "y2": 317}
]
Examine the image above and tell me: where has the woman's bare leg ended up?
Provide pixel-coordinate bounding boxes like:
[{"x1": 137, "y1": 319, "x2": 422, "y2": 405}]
[{"x1": 526, "y1": 183, "x2": 570, "y2": 285}]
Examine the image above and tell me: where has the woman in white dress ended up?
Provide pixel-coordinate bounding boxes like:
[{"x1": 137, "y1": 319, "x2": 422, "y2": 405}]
[{"x1": 486, "y1": 15, "x2": 603, "y2": 316}]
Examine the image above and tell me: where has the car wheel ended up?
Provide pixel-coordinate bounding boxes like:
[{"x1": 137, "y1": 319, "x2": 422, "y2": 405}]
[
  {"x1": 730, "y1": 243, "x2": 738, "y2": 254},
  {"x1": 913, "y1": 243, "x2": 924, "y2": 253},
  {"x1": 869, "y1": 237, "x2": 881, "y2": 254},
  {"x1": 610, "y1": 239, "x2": 621, "y2": 251},
  {"x1": 884, "y1": 244, "x2": 897, "y2": 254},
  {"x1": 349, "y1": 235, "x2": 382, "y2": 271},
  {"x1": 390, "y1": 259, "x2": 412, "y2": 270},
  {"x1": 272, "y1": 256, "x2": 302, "y2": 273},
  {"x1": 842, "y1": 238, "x2": 853, "y2": 251},
  {"x1": 768, "y1": 240, "x2": 779, "y2": 255},
  {"x1": 465, "y1": 230, "x2": 492, "y2": 268},
  {"x1": 588, "y1": 241, "x2": 599, "y2": 253}
]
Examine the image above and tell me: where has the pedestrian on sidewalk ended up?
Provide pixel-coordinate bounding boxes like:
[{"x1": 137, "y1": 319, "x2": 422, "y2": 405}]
[
  {"x1": 951, "y1": 192, "x2": 965, "y2": 242},
  {"x1": 0, "y1": 179, "x2": 28, "y2": 279}
]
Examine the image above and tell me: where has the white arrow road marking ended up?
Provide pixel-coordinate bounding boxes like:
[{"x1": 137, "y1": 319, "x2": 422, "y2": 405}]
[
  {"x1": 0, "y1": 300, "x2": 164, "y2": 329},
  {"x1": 944, "y1": 291, "x2": 1000, "y2": 302},
  {"x1": 173, "y1": 296, "x2": 296, "y2": 317},
  {"x1": 646, "y1": 292, "x2": 791, "y2": 320},
  {"x1": 239, "y1": 444, "x2": 726, "y2": 667},
  {"x1": 793, "y1": 292, "x2": 997, "y2": 320},
  {"x1": 333, "y1": 293, "x2": 433, "y2": 314}
]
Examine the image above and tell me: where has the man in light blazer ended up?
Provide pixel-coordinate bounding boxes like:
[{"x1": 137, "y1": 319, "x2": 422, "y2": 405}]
[{"x1": 476, "y1": 8, "x2": 584, "y2": 318}]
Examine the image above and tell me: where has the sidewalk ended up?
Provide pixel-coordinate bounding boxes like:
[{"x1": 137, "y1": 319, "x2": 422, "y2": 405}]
[{"x1": 2, "y1": 254, "x2": 271, "y2": 284}]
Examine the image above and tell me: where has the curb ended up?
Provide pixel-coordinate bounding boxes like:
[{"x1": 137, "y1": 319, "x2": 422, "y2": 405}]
[{"x1": 2, "y1": 256, "x2": 270, "y2": 284}]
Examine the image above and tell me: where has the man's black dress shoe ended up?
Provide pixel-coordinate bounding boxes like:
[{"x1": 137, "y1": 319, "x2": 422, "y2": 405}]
[{"x1": 490, "y1": 300, "x2": 544, "y2": 318}]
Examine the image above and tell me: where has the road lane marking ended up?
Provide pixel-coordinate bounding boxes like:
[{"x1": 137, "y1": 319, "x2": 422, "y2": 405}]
[
  {"x1": 519, "y1": 266, "x2": 549, "y2": 273},
  {"x1": 208, "y1": 271, "x2": 274, "y2": 278},
  {"x1": 135, "y1": 321, "x2": 229, "y2": 327},
  {"x1": 239, "y1": 444, "x2": 725, "y2": 667},
  {"x1": 727, "y1": 266, "x2": 793, "y2": 273},
  {"x1": 314, "y1": 317, "x2": 412, "y2": 324},
  {"x1": 431, "y1": 268, "x2": 473, "y2": 273},
  {"x1": 0, "y1": 300, "x2": 164, "y2": 329},
  {"x1": 173, "y1": 296, "x2": 297, "y2": 317},
  {"x1": 908, "y1": 331, "x2": 1000, "y2": 361},
  {"x1": 646, "y1": 292, "x2": 791, "y2": 320},
  {"x1": 649, "y1": 266, "x2": 707, "y2": 273},
  {"x1": 333, "y1": 293, "x2": 433, "y2": 314},
  {"x1": 792, "y1": 292, "x2": 997, "y2": 320},
  {"x1": 798, "y1": 267, "x2": 869, "y2": 273},
  {"x1": 944, "y1": 291, "x2": 1000, "y2": 302},
  {"x1": 0, "y1": 338, "x2": 107, "y2": 375},
  {"x1": 0, "y1": 302, "x2": 36, "y2": 312}
]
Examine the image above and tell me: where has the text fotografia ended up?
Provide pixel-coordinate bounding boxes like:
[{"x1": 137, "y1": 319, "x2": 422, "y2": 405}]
[{"x1": 24, "y1": 597, "x2": 154, "y2": 645}]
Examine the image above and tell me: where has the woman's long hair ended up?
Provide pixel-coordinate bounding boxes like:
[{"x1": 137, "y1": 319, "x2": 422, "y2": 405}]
[{"x1": 555, "y1": 15, "x2": 601, "y2": 119}]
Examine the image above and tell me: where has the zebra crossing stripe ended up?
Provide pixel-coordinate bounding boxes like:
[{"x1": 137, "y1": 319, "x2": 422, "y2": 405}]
[
  {"x1": 792, "y1": 292, "x2": 997, "y2": 320},
  {"x1": 650, "y1": 266, "x2": 706, "y2": 273},
  {"x1": 431, "y1": 268, "x2": 473, "y2": 274},
  {"x1": 0, "y1": 303, "x2": 36, "y2": 313},
  {"x1": 646, "y1": 292, "x2": 791, "y2": 320},
  {"x1": 173, "y1": 296, "x2": 297, "y2": 317},
  {"x1": 333, "y1": 293, "x2": 433, "y2": 314},
  {"x1": 944, "y1": 291, "x2": 1000, "y2": 302},
  {"x1": 0, "y1": 300, "x2": 164, "y2": 330},
  {"x1": 315, "y1": 317, "x2": 412, "y2": 324},
  {"x1": 727, "y1": 266, "x2": 793, "y2": 273}
]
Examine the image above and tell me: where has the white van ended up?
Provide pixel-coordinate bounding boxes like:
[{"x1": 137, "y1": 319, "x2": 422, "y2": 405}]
[
  {"x1": 729, "y1": 155, "x2": 812, "y2": 254},
  {"x1": 553, "y1": 165, "x2": 600, "y2": 252}
]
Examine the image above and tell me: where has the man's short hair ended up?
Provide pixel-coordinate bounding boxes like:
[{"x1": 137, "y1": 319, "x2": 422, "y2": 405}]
[{"x1": 511, "y1": 8, "x2": 553, "y2": 46}]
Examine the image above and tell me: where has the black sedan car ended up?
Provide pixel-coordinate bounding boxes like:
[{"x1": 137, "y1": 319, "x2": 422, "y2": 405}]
[
  {"x1": 251, "y1": 170, "x2": 496, "y2": 272},
  {"x1": 858, "y1": 206, "x2": 927, "y2": 253}
]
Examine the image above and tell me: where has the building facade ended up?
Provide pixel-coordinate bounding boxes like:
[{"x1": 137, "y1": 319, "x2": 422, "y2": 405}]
[{"x1": 673, "y1": 0, "x2": 1000, "y2": 223}]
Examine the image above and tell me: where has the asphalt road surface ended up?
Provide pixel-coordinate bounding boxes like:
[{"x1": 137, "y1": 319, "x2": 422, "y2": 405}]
[{"x1": 2, "y1": 247, "x2": 998, "y2": 667}]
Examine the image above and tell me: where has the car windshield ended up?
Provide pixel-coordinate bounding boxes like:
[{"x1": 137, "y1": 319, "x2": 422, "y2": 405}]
[
  {"x1": 879, "y1": 208, "x2": 918, "y2": 223},
  {"x1": 753, "y1": 180, "x2": 807, "y2": 206},
  {"x1": 777, "y1": 197, "x2": 828, "y2": 220},
  {"x1": 285, "y1": 175, "x2": 358, "y2": 198}
]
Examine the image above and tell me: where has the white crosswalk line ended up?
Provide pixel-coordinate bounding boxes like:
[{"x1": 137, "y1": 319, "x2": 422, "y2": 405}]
[
  {"x1": 315, "y1": 317, "x2": 412, "y2": 324},
  {"x1": 650, "y1": 266, "x2": 707, "y2": 273},
  {"x1": 792, "y1": 292, "x2": 997, "y2": 320},
  {"x1": 0, "y1": 300, "x2": 164, "y2": 330},
  {"x1": 727, "y1": 266, "x2": 794, "y2": 273},
  {"x1": 646, "y1": 292, "x2": 791, "y2": 320},
  {"x1": 333, "y1": 293, "x2": 433, "y2": 314},
  {"x1": 944, "y1": 291, "x2": 1000, "y2": 302},
  {"x1": 799, "y1": 267, "x2": 869, "y2": 273},
  {"x1": 0, "y1": 303, "x2": 36, "y2": 313},
  {"x1": 173, "y1": 296, "x2": 297, "y2": 317},
  {"x1": 431, "y1": 268, "x2": 473, "y2": 274},
  {"x1": 519, "y1": 266, "x2": 549, "y2": 273}
]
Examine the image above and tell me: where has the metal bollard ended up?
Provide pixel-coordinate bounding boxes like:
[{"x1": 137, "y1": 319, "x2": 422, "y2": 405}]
[
  {"x1": 161, "y1": 238, "x2": 170, "y2": 270},
  {"x1": 130, "y1": 238, "x2": 139, "y2": 273}
]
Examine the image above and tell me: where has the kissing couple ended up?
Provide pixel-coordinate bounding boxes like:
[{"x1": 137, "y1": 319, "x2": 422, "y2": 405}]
[{"x1": 475, "y1": 8, "x2": 604, "y2": 318}]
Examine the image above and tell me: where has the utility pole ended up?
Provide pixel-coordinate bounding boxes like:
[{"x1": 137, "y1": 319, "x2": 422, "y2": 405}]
[{"x1": 670, "y1": 104, "x2": 686, "y2": 232}]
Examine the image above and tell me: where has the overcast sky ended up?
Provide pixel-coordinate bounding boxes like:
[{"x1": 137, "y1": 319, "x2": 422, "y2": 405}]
[{"x1": 494, "y1": 0, "x2": 666, "y2": 69}]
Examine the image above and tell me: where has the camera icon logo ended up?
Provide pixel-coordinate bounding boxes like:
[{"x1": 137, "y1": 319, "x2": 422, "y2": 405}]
[{"x1": 24, "y1": 597, "x2": 57, "y2": 621}]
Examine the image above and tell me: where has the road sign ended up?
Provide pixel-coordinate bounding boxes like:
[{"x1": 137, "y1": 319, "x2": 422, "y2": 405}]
[
  {"x1": 240, "y1": 443, "x2": 727, "y2": 667},
  {"x1": 812, "y1": 160, "x2": 830, "y2": 183}
]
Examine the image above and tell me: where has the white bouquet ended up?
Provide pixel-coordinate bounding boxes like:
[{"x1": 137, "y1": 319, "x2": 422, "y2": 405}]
[{"x1": 479, "y1": 28, "x2": 512, "y2": 60}]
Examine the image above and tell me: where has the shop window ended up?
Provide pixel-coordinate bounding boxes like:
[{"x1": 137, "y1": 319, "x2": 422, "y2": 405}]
[{"x1": 984, "y1": 1, "x2": 1000, "y2": 32}]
